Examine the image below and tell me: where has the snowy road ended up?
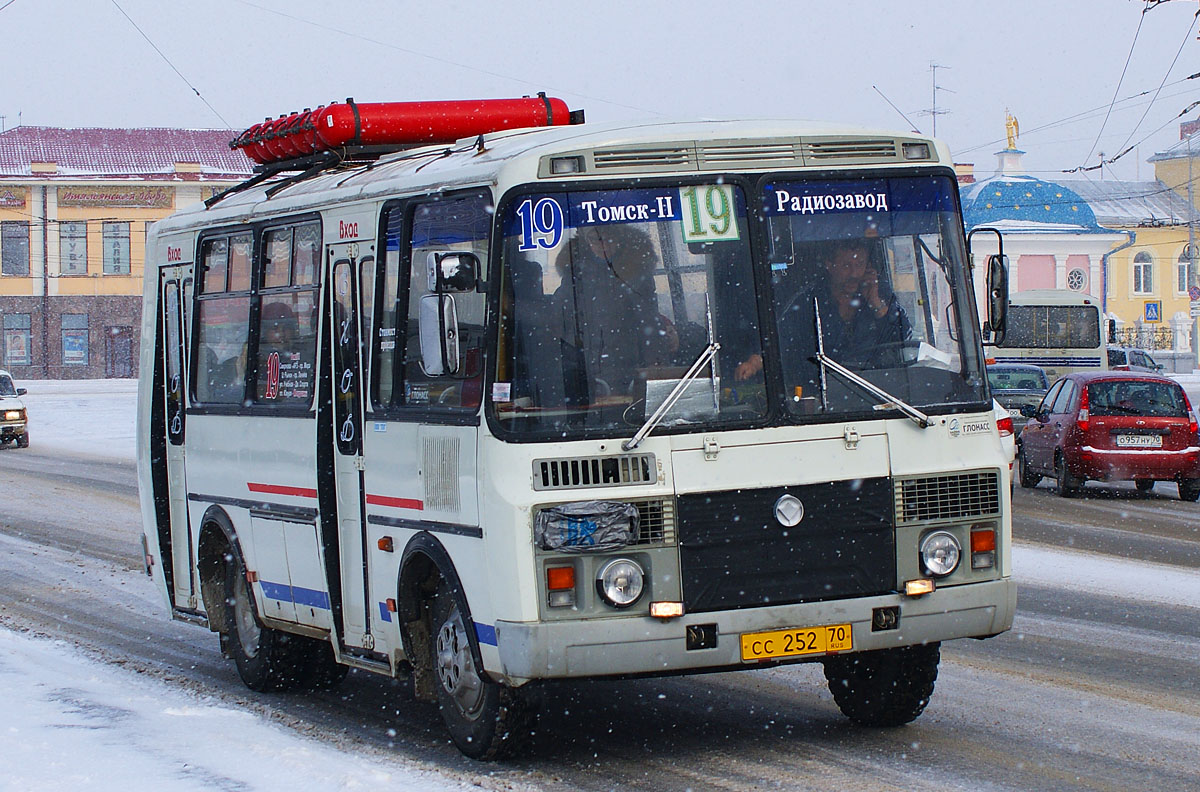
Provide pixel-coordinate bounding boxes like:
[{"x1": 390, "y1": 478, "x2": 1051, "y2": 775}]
[{"x1": 1, "y1": 381, "x2": 1199, "y2": 791}]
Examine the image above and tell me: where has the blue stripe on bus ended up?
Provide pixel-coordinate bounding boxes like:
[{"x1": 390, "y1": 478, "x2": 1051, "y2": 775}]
[
  {"x1": 474, "y1": 622, "x2": 497, "y2": 646},
  {"x1": 259, "y1": 580, "x2": 331, "y2": 610}
]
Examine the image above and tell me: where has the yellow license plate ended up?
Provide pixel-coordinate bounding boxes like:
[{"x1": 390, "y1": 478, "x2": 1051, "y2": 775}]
[{"x1": 740, "y1": 623, "x2": 853, "y2": 661}]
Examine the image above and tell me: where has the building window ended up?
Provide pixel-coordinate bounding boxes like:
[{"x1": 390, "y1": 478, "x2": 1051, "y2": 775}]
[
  {"x1": 1, "y1": 221, "x2": 30, "y2": 276},
  {"x1": 61, "y1": 221, "x2": 88, "y2": 275},
  {"x1": 2, "y1": 313, "x2": 32, "y2": 366},
  {"x1": 103, "y1": 222, "x2": 130, "y2": 274},
  {"x1": 1133, "y1": 251, "x2": 1153, "y2": 295},
  {"x1": 1178, "y1": 249, "x2": 1191, "y2": 294},
  {"x1": 1067, "y1": 268, "x2": 1087, "y2": 291},
  {"x1": 62, "y1": 313, "x2": 89, "y2": 366}
]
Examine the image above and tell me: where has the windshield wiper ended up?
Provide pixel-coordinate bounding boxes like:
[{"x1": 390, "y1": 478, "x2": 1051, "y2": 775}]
[
  {"x1": 813, "y1": 297, "x2": 931, "y2": 429},
  {"x1": 624, "y1": 295, "x2": 722, "y2": 451},
  {"x1": 623, "y1": 341, "x2": 720, "y2": 451}
]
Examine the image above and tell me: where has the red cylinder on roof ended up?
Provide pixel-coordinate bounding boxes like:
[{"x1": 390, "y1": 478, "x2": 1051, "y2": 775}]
[{"x1": 231, "y1": 96, "x2": 577, "y2": 165}]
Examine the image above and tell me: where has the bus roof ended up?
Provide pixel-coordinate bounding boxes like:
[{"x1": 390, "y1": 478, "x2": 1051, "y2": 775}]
[{"x1": 153, "y1": 118, "x2": 949, "y2": 236}]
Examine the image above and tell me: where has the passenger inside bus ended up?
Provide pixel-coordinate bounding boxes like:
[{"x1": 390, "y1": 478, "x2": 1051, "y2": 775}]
[
  {"x1": 551, "y1": 225, "x2": 679, "y2": 402},
  {"x1": 736, "y1": 239, "x2": 911, "y2": 395}
]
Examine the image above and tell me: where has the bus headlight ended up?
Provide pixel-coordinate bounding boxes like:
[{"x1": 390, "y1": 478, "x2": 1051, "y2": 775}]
[
  {"x1": 919, "y1": 531, "x2": 961, "y2": 577},
  {"x1": 595, "y1": 558, "x2": 644, "y2": 608}
]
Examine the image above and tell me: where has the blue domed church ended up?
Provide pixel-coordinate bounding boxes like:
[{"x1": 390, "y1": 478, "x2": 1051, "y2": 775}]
[{"x1": 962, "y1": 140, "x2": 1124, "y2": 302}]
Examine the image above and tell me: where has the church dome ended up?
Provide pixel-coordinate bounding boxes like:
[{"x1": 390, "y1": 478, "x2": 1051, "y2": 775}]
[{"x1": 962, "y1": 174, "x2": 1106, "y2": 231}]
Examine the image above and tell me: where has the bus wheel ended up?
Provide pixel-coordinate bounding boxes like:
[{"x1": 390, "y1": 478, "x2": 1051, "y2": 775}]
[
  {"x1": 224, "y1": 556, "x2": 308, "y2": 692},
  {"x1": 1017, "y1": 447, "x2": 1041, "y2": 489},
  {"x1": 430, "y1": 585, "x2": 533, "y2": 760},
  {"x1": 823, "y1": 643, "x2": 940, "y2": 727}
]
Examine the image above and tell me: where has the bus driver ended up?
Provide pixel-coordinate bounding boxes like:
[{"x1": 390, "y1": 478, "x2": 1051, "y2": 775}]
[{"x1": 735, "y1": 239, "x2": 911, "y2": 391}]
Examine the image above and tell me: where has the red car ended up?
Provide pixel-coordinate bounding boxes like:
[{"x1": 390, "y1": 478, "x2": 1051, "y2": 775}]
[{"x1": 1017, "y1": 372, "x2": 1200, "y2": 500}]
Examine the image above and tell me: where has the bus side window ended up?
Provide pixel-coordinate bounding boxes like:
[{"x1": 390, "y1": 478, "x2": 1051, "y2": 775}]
[
  {"x1": 381, "y1": 190, "x2": 491, "y2": 411},
  {"x1": 253, "y1": 222, "x2": 319, "y2": 407},
  {"x1": 194, "y1": 234, "x2": 252, "y2": 405}
]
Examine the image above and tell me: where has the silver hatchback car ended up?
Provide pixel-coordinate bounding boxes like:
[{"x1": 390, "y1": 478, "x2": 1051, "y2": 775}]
[{"x1": 0, "y1": 369, "x2": 28, "y2": 448}]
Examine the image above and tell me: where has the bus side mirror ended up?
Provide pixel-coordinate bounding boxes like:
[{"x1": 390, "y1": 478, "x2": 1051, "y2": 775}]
[
  {"x1": 1107, "y1": 318, "x2": 1117, "y2": 345},
  {"x1": 427, "y1": 251, "x2": 480, "y2": 294},
  {"x1": 984, "y1": 254, "x2": 1008, "y2": 344},
  {"x1": 419, "y1": 293, "x2": 460, "y2": 376}
]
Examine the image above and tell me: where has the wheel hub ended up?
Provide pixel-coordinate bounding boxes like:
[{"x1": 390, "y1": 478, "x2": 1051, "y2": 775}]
[
  {"x1": 435, "y1": 604, "x2": 484, "y2": 717},
  {"x1": 232, "y1": 572, "x2": 262, "y2": 658}
]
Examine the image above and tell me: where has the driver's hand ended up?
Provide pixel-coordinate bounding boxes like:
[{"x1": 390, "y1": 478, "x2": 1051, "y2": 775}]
[
  {"x1": 735, "y1": 354, "x2": 762, "y2": 381},
  {"x1": 860, "y1": 273, "x2": 887, "y2": 316}
]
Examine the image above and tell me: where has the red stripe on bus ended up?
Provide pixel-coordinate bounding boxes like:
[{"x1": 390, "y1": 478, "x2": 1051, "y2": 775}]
[
  {"x1": 247, "y1": 482, "x2": 319, "y2": 498},
  {"x1": 365, "y1": 494, "x2": 424, "y2": 510}
]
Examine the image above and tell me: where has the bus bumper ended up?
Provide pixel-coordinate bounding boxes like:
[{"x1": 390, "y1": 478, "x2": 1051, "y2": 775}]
[{"x1": 493, "y1": 578, "x2": 1015, "y2": 683}]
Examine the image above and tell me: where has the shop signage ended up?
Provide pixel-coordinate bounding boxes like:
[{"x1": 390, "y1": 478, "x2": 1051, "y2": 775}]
[{"x1": 58, "y1": 186, "x2": 172, "y2": 208}]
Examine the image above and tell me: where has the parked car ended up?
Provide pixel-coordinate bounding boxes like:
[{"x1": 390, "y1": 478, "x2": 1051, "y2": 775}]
[
  {"x1": 1017, "y1": 371, "x2": 1200, "y2": 500},
  {"x1": 0, "y1": 369, "x2": 29, "y2": 448},
  {"x1": 988, "y1": 363, "x2": 1050, "y2": 435},
  {"x1": 1107, "y1": 346, "x2": 1164, "y2": 372}
]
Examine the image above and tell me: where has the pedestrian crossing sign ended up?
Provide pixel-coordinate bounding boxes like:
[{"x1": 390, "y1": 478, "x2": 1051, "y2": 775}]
[{"x1": 1144, "y1": 300, "x2": 1161, "y2": 323}]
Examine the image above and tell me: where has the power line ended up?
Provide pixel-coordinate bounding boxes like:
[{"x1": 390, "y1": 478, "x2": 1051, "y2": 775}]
[
  {"x1": 955, "y1": 76, "x2": 1200, "y2": 157},
  {"x1": 109, "y1": 0, "x2": 230, "y2": 127},
  {"x1": 1107, "y1": 6, "x2": 1200, "y2": 166},
  {"x1": 1081, "y1": 0, "x2": 1150, "y2": 168},
  {"x1": 229, "y1": 0, "x2": 658, "y2": 117}
]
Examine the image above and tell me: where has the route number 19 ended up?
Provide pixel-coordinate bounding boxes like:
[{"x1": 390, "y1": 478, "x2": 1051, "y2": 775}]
[{"x1": 680, "y1": 184, "x2": 739, "y2": 243}]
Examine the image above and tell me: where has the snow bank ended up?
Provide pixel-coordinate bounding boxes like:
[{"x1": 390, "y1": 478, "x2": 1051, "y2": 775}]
[
  {"x1": 0, "y1": 630, "x2": 474, "y2": 792},
  {"x1": 16, "y1": 378, "x2": 136, "y2": 461},
  {"x1": 1014, "y1": 544, "x2": 1200, "y2": 609}
]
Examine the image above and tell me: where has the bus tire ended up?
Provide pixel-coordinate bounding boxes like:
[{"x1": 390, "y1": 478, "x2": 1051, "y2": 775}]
[
  {"x1": 224, "y1": 555, "x2": 309, "y2": 692},
  {"x1": 1017, "y1": 447, "x2": 1040, "y2": 488},
  {"x1": 823, "y1": 643, "x2": 940, "y2": 727},
  {"x1": 430, "y1": 583, "x2": 533, "y2": 760}
]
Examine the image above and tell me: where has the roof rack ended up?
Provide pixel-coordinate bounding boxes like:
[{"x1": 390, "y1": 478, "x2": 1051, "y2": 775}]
[{"x1": 208, "y1": 94, "x2": 583, "y2": 209}]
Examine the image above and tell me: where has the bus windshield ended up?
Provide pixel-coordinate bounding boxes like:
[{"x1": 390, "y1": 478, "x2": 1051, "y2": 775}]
[
  {"x1": 761, "y1": 175, "x2": 986, "y2": 416},
  {"x1": 495, "y1": 184, "x2": 765, "y2": 436}
]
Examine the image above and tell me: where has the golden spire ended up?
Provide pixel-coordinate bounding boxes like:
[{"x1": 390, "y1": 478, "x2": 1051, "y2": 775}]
[{"x1": 1005, "y1": 110, "x2": 1020, "y2": 150}]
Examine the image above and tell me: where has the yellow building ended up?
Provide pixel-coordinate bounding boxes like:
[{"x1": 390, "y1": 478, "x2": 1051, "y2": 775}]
[
  {"x1": 0, "y1": 127, "x2": 251, "y2": 378},
  {"x1": 1061, "y1": 179, "x2": 1197, "y2": 369}
]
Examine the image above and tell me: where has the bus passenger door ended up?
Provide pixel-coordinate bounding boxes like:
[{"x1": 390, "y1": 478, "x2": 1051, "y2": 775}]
[
  {"x1": 160, "y1": 268, "x2": 195, "y2": 610},
  {"x1": 327, "y1": 243, "x2": 373, "y2": 648}
]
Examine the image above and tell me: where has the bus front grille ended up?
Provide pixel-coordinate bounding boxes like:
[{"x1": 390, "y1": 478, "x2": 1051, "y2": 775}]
[
  {"x1": 677, "y1": 478, "x2": 895, "y2": 613},
  {"x1": 894, "y1": 471, "x2": 1001, "y2": 524}
]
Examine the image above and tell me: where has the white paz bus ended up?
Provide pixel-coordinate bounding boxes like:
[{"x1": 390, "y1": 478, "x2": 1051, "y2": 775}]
[
  {"x1": 137, "y1": 97, "x2": 1015, "y2": 759},
  {"x1": 989, "y1": 288, "x2": 1106, "y2": 379}
]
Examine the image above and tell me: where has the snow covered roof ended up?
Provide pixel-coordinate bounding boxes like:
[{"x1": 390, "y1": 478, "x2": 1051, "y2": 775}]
[
  {"x1": 0, "y1": 126, "x2": 254, "y2": 180},
  {"x1": 961, "y1": 174, "x2": 1110, "y2": 233},
  {"x1": 1147, "y1": 132, "x2": 1200, "y2": 163},
  {"x1": 1056, "y1": 179, "x2": 1200, "y2": 226}
]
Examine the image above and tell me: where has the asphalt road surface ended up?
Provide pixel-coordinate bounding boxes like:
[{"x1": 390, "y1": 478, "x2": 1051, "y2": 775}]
[{"x1": 1, "y1": 443, "x2": 1197, "y2": 792}]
